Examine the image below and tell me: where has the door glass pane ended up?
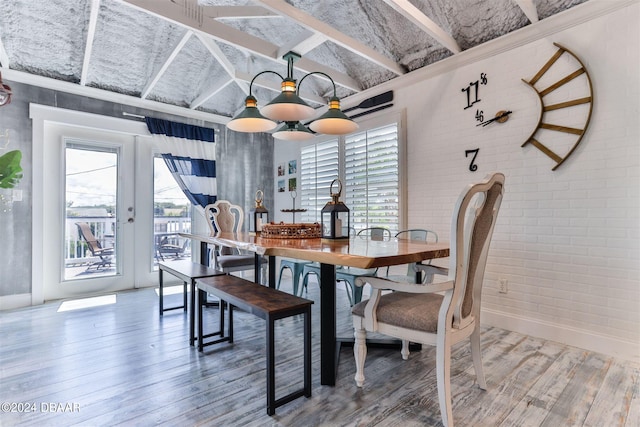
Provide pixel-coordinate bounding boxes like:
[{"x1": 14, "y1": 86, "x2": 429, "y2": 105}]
[
  {"x1": 153, "y1": 156, "x2": 191, "y2": 268},
  {"x1": 64, "y1": 144, "x2": 118, "y2": 280}
]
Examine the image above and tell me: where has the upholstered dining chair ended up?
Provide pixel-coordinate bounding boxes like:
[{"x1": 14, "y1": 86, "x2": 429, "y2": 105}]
[
  {"x1": 203, "y1": 200, "x2": 267, "y2": 283},
  {"x1": 352, "y1": 172, "x2": 505, "y2": 427}
]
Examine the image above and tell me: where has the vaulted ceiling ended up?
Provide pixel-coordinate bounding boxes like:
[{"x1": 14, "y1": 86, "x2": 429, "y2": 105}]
[{"x1": 0, "y1": 0, "x2": 589, "y2": 124}]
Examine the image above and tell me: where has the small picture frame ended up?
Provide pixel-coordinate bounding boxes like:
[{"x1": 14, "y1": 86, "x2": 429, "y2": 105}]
[
  {"x1": 288, "y1": 178, "x2": 297, "y2": 191},
  {"x1": 278, "y1": 179, "x2": 286, "y2": 192},
  {"x1": 277, "y1": 163, "x2": 286, "y2": 176},
  {"x1": 288, "y1": 160, "x2": 297, "y2": 175}
]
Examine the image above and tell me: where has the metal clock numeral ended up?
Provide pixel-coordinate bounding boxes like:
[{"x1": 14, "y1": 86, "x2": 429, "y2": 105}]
[{"x1": 465, "y1": 148, "x2": 479, "y2": 172}]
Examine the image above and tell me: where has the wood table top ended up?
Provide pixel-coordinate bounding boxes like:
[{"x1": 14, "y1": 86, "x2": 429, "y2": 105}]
[{"x1": 181, "y1": 232, "x2": 450, "y2": 269}]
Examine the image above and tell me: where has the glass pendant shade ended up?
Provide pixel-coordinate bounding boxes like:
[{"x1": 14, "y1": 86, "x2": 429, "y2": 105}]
[
  {"x1": 260, "y1": 79, "x2": 315, "y2": 122},
  {"x1": 227, "y1": 96, "x2": 277, "y2": 133},
  {"x1": 273, "y1": 121, "x2": 315, "y2": 141},
  {"x1": 309, "y1": 97, "x2": 358, "y2": 135}
]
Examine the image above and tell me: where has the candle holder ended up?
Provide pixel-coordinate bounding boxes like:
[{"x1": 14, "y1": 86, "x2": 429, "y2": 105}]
[
  {"x1": 250, "y1": 190, "x2": 269, "y2": 233},
  {"x1": 321, "y1": 179, "x2": 350, "y2": 240}
]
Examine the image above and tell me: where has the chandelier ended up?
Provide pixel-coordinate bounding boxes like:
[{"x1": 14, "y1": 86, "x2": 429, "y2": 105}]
[{"x1": 226, "y1": 52, "x2": 358, "y2": 141}]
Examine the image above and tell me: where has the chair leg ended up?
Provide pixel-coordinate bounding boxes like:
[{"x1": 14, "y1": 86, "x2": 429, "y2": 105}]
[
  {"x1": 436, "y1": 334, "x2": 453, "y2": 427},
  {"x1": 292, "y1": 268, "x2": 301, "y2": 297},
  {"x1": 354, "y1": 326, "x2": 367, "y2": 387},
  {"x1": 401, "y1": 340, "x2": 410, "y2": 360},
  {"x1": 470, "y1": 325, "x2": 487, "y2": 390},
  {"x1": 276, "y1": 265, "x2": 288, "y2": 290},
  {"x1": 341, "y1": 280, "x2": 354, "y2": 306}
]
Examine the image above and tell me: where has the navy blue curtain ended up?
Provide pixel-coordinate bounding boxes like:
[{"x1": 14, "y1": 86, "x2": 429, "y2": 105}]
[{"x1": 145, "y1": 118, "x2": 217, "y2": 209}]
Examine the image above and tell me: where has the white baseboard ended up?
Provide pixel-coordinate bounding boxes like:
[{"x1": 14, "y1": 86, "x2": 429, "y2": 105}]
[
  {"x1": 0, "y1": 293, "x2": 33, "y2": 311},
  {"x1": 482, "y1": 308, "x2": 639, "y2": 364}
]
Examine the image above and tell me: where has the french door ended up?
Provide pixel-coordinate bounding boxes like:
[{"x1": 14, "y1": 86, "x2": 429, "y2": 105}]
[{"x1": 32, "y1": 106, "x2": 158, "y2": 301}]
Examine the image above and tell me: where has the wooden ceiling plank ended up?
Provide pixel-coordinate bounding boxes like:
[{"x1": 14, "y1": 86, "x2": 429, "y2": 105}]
[
  {"x1": 382, "y1": 0, "x2": 461, "y2": 54},
  {"x1": 255, "y1": 0, "x2": 405, "y2": 76},
  {"x1": 80, "y1": 0, "x2": 101, "y2": 86},
  {"x1": 514, "y1": 0, "x2": 539, "y2": 23},
  {"x1": 141, "y1": 30, "x2": 192, "y2": 99},
  {"x1": 121, "y1": 0, "x2": 362, "y2": 92}
]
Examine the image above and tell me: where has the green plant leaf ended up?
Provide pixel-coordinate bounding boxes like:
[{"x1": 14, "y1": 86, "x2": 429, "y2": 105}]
[{"x1": 0, "y1": 150, "x2": 23, "y2": 189}]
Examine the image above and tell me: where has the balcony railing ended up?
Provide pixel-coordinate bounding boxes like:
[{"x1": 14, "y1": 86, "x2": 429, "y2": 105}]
[{"x1": 65, "y1": 216, "x2": 191, "y2": 266}]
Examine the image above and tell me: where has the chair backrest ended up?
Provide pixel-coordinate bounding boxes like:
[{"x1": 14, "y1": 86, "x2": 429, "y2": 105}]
[
  {"x1": 447, "y1": 172, "x2": 505, "y2": 330},
  {"x1": 357, "y1": 227, "x2": 391, "y2": 241},
  {"x1": 395, "y1": 229, "x2": 438, "y2": 243},
  {"x1": 203, "y1": 200, "x2": 244, "y2": 256},
  {"x1": 76, "y1": 222, "x2": 103, "y2": 256},
  {"x1": 203, "y1": 200, "x2": 244, "y2": 234}
]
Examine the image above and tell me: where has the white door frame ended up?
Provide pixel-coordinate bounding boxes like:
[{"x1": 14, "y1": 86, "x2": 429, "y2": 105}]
[{"x1": 30, "y1": 104, "x2": 153, "y2": 304}]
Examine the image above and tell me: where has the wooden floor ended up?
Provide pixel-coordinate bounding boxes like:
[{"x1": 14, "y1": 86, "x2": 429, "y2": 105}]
[{"x1": 1, "y1": 274, "x2": 638, "y2": 427}]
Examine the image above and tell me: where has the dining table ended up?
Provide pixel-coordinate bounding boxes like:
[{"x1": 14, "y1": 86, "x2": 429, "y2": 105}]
[{"x1": 181, "y1": 231, "x2": 450, "y2": 386}]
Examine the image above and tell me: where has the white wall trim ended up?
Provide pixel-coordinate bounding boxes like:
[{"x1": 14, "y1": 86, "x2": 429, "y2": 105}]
[
  {"x1": 0, "y1": 294, "x2": 32, "y2": 310},
  {"x1": 482, "y1": 308, "x2": 640, "y2": 364}
]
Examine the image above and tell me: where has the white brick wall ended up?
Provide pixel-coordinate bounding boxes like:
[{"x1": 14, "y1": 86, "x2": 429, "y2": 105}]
[{"x1": 400, "y1": 4, "x2": 639, "y2": 360}]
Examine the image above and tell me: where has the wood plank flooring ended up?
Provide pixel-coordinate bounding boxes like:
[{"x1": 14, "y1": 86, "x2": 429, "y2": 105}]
[{"x1": 1, "y1": 275, "x2": 638, "y2": 427}]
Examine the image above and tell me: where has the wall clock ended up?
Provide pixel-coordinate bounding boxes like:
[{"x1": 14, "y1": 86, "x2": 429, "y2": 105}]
[
  {"x1": 521, "y1": 43, "x2": 593, "y2": 170},
  {"x1": 462, "y1": 42, "x2": 593, "y2": 172}
]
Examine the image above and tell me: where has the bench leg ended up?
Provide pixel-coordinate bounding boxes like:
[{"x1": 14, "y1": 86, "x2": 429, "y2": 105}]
[
  {"x1": 159, "y1": 269, "x2": 164, "y2": 316},
  {"x1": 183, "y1": 280, "x2": 188, "y2": 312},
  {"x1": 189, "y1": 279, "x2": 196, "y2": 346},
  {"x1": 228, "y1": 304, "x2": 234, "y2": 343},
  {"x1": 304, "y1": 307, "x2": 311, "y2": 397},
  {"x1": 198, "y1": 288, "x2": 205, "y2": 352},
  {"x1": 266, "y1": 316, "x2": 276, "y2": 416}
]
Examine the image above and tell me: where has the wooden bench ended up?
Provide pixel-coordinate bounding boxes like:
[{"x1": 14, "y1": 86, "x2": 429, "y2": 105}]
[
  {"x1": 158, "y1": 260, "x2": 225, "y2": 346},
  {"x1": 196, "y1": 275, "x2": 313, "y2": 415}
]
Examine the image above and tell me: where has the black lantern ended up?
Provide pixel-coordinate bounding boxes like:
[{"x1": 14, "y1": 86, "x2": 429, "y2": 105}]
[
  {"x1": 250, "y1": 190, "x2": 269, "y2": 233},
  {"x1": 321, "y1": 179, "x2": 350, "y2": 239}
]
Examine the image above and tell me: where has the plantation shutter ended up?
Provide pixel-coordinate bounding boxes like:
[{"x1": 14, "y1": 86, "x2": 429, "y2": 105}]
[
  {"x1": 300, "y1": 139, "x2": 339, "y2": 223},
  {"x1": 344, "y1": 124, "x2": 399, "y2": 233}
]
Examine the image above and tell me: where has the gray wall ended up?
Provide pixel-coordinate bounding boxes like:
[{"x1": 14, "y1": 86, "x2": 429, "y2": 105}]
[{"x1": 0, "y1": 80, "x2": 273, "y2": 298}]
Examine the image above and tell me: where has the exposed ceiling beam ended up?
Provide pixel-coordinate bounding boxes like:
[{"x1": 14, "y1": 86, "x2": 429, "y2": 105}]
[
  {"x1": 277, "y1": 32, "x2": 327, "y2": 58},
  {"x1": 255, "y1": 0, "x2": 406, "y2": 76},
  {"x1": 201, "y1": 5, "x2": 278, "y2": 19},
  {"x1": 195, "y1": 32, "x2": 249, "y2": 96},
  {"x1": 80, "y1": 0, "x2": 101, "y2": 86},
  {"x1": 0, "y1": 35, "x2": 10, "y2": 68},
  {"x1": 190, "y1": 78, "x2": 234, "y2": 109},
  {"x1": 3, "y1": 68, "x2": 229, "y2": 124},
  {"x1": 381, "y1": 0, "x2": 461, "y2": 54},
  {"x1": 141, "y1": 30, "x2": 192, "y2": 99},
  {"x1": 120, "y1": 0, "x2": 362, "y2": 92},
  {"x1": 514, "y1": 0, "x2": 539, "y2": 23}
]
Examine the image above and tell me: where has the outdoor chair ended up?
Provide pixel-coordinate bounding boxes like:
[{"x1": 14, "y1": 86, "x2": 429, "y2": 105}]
[{"x1": 75, "y1": 222, "x2": 114, "y2": 270}]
